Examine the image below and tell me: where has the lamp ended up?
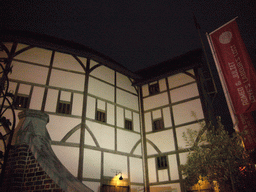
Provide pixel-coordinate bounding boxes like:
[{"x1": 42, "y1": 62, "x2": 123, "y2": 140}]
[{"x1": 119, "y1": 173, "x2": 123, "y2": 180}]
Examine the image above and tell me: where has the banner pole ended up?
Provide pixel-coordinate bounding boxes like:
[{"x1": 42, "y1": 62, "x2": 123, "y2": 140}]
[{"x1": 206, "y1": 32, "x2": 239, "y2": 131}]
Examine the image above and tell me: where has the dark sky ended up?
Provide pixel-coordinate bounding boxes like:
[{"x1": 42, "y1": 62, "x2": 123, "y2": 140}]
[{"x1": 1, "y1": 0, "x2": 255, "y2": 72}]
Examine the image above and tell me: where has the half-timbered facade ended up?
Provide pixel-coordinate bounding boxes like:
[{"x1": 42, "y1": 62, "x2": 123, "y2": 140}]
[{"x1": 0, "y1": 30, "x2": 209, "y2": 192}]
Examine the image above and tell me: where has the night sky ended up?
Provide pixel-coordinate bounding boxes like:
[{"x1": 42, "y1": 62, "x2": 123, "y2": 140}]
[{"x1": 1, "y1": 0, "x2": 255, "y2": 72}]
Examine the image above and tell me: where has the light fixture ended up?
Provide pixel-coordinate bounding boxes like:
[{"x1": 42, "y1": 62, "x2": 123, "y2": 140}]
[
  {"x1": 119, "y1": 173, "x2": 123, "y2": 180},
  {"x1": 115, "y1": 171, "x2": 123, "y2": 180}
]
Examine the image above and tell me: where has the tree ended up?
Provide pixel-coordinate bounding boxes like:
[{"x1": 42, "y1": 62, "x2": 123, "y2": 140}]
[{"x1": 180, "y1": 118, "x2": 256, "y2": 192}]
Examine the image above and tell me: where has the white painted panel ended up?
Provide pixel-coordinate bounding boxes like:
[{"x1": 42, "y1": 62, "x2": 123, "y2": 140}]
[
  {"x1": 90, "y1": 65, "x2": 115, "y2": 84},
  {"x1": 159, "y1": 78, "x2": 167, "y2": 92},
  {"x1": 147, "y1": 130, "x2": 175, "y2": 153},
  {"x1": 168, "y1": 155, "x2": 179, "y2": 180},
  {"x1": 130, "y1": 157, "x2": 143, "y2": 183},
  {"x1": 179, "y1": 152, "x2": 189, "y2": 165},
  {"x1": 86, "y1": 96, "x2": 96, "y2": 119},
  {"x1": 170, "y1": 83, "x2": 199, "y2": 103},
  {"x1": 83, "y1": 149, "x2": 101, "y2": 179},
  {"x1": 133, "y1": 112, "x2": 140, "y2": 133},
  {"x1": 176, "y1": 123, "x2": 201, "y2": 149},
  {"x1": 45, "y1": 89, "x2": 58, "y2": 112},
  {"x1": 60, "y1": 91, "x2": 71, "y2": 101},
  {"x1": 158, "y1": 169, "x2": 168, "y2": 182},
  {"x1": 30, "y1": 86, "x2": 44, "y2": 110},
  {"x1": 15, "y1": 47, "x2": 52, "y2": 66},
  {"x1": 173, "y1": 99, "x2": 204, "y2": 125},
  {"x1": 97, "y1": 100, "x2": 105, "y2": 110},
  {"x1": 87, "y1": 121, "x2": 114, "y2": 150},
  {"x1": 125, "y1": 109, "x2": 132, "y2": 119},
  {"x1": 144, "y1": 112, "x2": 152, "y2": 133},
  {"x1": 147, "y1": 142, "x2": 158, "y2": 156},
  {"x1": 51, "y1": 145, "x2": 79, "y2": 177},
  {"x1": 107, "y1": 103, "x2": 114, "y2": 125},
  {"x1": 104, "y1": 153, "x2": 128, "y2": 178},
  {"x1": 53, "y1": 52, "x2": 84, "y2": 72},
  {"x1": 9, "y1": 82, "x2": 17, "y2": 93},
  {"x1": 66, "y1": 128, "x2": 80, "y2": 144},
  {"x1": 88, "y1": 77, "x2": 114, "y2": 102},
  {"x1": 18, "y1": 84, "x2": 31, "y2": 95},
  {"x1": 77, "y1": 57, "x2": 87, "y2": 69},
  {"x1": 90, "y1": 59, "x2": 99, "y2": 68},
  {"x1": 82, "y1": 181, "x2": 100, "y2": 192},
  {"x1": 16, "y1": 43, "x2": 29, "y2": 52},
  {"x1": 49, "y1": 69, "x2": 85, "y2": 91},
  {"x1": 84, "y1": 129, "x2": 97, "y2": 146},
  {"x1": 117, "y1": 107, "x2": 124, "y2": 128},
  {"x1": 168, "y1": 70, "x2": 195, "y2": 89},
  {"x1": 152, "y1": 109, "x2": 161, "y2": 119},
  {"x1": 10, "y1": 61, "x2": 48, "y2": 84},
  {"x1": 163, "y1": 107, "x2": 172, "y2": 128},
  {"x1": 72, "y1": 93, "x2": 83, "y2": 116},
  {"x1": 116, "y1": 89, "x2": 139, "y2": 111},
  {"x1": 47, "y1": 115, "x2": 81, "y2": 141},
  {"x1": 133, "y1": 143, "x2": 142, "y2": 155},
  {"x1": 143, "y1": 92, "x2": 168, "y2": 111},
  {"x1": 116, "y1": 72, "x2": 136, "y2": 94},
  {"x1": 148, "y1": 158, "x2": 157, "y2": 183},
  {"x1": 142, "y1": 84, "x2": 149, "y2": 97},
  {"x1": 117, "y1": 129, "x2": 140, "y2": 153}
]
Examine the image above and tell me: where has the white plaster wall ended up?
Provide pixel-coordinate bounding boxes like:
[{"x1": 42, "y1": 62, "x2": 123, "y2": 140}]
[
  {"x1": 10, "y1": 61, "x2": 48, "y2": 84},
  {"x1": 172, "y1": 99, "x2": 204, "y2": 125},
  {"x1": 0, "y1": 43, "x2": 13, "y2": 57},
  {"x1": 163, "y1": 107, "x2": 172, "y2": 128},
  {"x1": 117, "y1": 107, "x2": 124, "y2": 128},
  {"x1": 90, "y1": 65, "x2": 115, "y2": 85},
  {"x1": 142, "y1": 84, "x2": 149, "y2": 97},
  {"x1": 72, "y1": 93, "x2": 83, "y2": 116},
  {"x1": 52, "y1": 145, "x2": 79, "y2": 177},
  {"x1": 130, "y1": 157, "x2": 143, "y2": 183},
  {"x1": 175, "y1": 123, "x2": 202, "y2": 150},
  {"x1": 86, "y1": 96, "x2": 96, "y2": 119},
  {"x1": 49, "y1": 69, "x2": 85, "y2": 91},
  {"x1": 117, "y1": 129, "x2": 140, "y2": 153},
  {"x1": 53, "y1": 52, "x2": 84, "y2": 72},
  {"x1": 45, "y1": 89, "x2": 58, "y2": 112},
  {"x1": 30, "y1": 86, "x2": 44, "y2": 110},
  {"x1": 82, "y1": 181, "x2": 100, "y2": 192},
  {"x1": 168, "y1": 70, "x2": 195, "y2": 89},
  {"x1": 133, "y1": 143, "x2": 142, "y2": 156},
  {"x1": 159, "y1": 79, "x2": 167, "y2": 92},
  {"x1": 14, "y1": 47, "x2": 52, "y2": 66},
  {"x1": 116, "y1": 89, "x2": 139, "y2": 111},
  {"x1": 147, "y1": 130, "x2": 175, "y2": 153},
  {"x1": 87, "y1": 121, "x2": 115, "y2": 150},
  {"x1": 168, "y1": 155, "x2": 179, "y2": 180},
  {"x1": 143, "y1": 92, "x2": 168, "y2": 111},
  {"x1": 144, "y1": 112, "x2": 152, "y2": 133},
  {"x1": 65, "y1": 128, "x2": 80, "y2": 144},
  {"x1": 152, "y1": 109, "x2": 161, "y2": 119},
  {"x1": 148, "y1": 158, "x2": 157, "y2": 183},
  {"x1": 107, "y1": 103, "x2": 115, "y2": 125},
  {"x1": 104, "y1": 153, "x2": 128, "y2": 178},
  {"x1": 116, "y1": 72, "x2": 137, "y2": 94},
  {"x1": 88, "y1": 77, "x2": 114, "y2": 102},
  {"x1": 83, "y1": 149, "x2": 101, "y2": 179},
  {"x1": 147, "y1": 142, "x2": 158, "y2": 156},
  {"x1": 18, "y1": 84, "x2": 31, "y2": 95},
  {"x1": 158, "y1": 169, "x2": 168, "y2": 182},
  {"x1": 170, "y1": 83, "x2": 199, "y2": 103},
  {"x1": 133, "y1": 112, "x2": 140, "y2": 133},
  {"x1": 47, "y1": 115, "x2": 81, "y2": 141},
  {"x1": 8, "y1": 81, "x2": 17, "y2": 93}
]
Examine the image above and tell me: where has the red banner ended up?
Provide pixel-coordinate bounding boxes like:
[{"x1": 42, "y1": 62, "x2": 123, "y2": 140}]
[{"x1": 209, "y1": 19, "x2": 256, "y2": 114}]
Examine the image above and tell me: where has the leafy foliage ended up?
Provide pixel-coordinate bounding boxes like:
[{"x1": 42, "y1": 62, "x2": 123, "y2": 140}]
[{"x1": 180, "y1": 118, "x2": 256, "y2": 192}]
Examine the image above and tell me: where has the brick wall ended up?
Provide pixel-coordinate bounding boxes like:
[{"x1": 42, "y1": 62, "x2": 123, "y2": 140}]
[{"x1": 1, "y1": 144, "x2": 64, "y2": 192}]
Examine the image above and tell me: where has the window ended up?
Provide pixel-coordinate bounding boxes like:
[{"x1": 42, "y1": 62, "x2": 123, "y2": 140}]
[
  {"x1": 96, "y1": 110, "x2": 106, "y2": 122},
  {"x1": 157, "y1": 156, "x2": 168, "y2": 169},
  {"x1": 125, "y1": 119, "x2": 133, "y2": 130},
  {"x1": 149, "y1": 82, "x2": 160, "y2": 95},
  {"x1": 57, "y1": 101, "x2": 71, "y2": 114},
  {"x1": 14, "y1": 95, "x2": 29, "y2": 108},
  {"x1": 153, "y1": 119, "x2": 164, "y2": 131}
]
